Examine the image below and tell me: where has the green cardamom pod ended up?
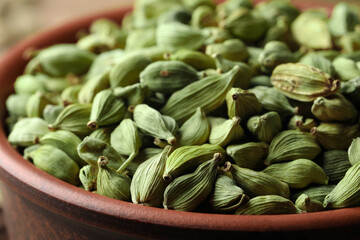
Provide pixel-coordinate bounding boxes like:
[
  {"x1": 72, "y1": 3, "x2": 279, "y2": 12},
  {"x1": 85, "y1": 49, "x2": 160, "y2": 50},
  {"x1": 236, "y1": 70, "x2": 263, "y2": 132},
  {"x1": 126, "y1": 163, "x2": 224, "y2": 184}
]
[
  {"x1": 217, "y1": 0, "x2": 253, "y2": 20},
  {"x1": 131, "y1": 145, "x2": 173, "y2": 207},
  {"x1": 206, "y1": 39, "x2": 248, "y2": 62},
  {"x1": 348, "y1": 137, "x2": 360, "y2": 165},
  {"x1": 256, "y1": 0, "x2": 299, "y2": 25},
  {"x1": 287, "y1": 115, "x2": 317, "y2": 132},
  {"x1": 265, "y1": 130, "x2": 321, "y2": 165},
  {"x1": 14, "y1": 75, "x2": 46, "y2": 95},
  {"x1": 125, "y1": 28, "x2": 156, "y2": 51},
  {"x1": 78, "y1": 72, "x2": 110, "y2": 104},
  {"x1": 163, "y1": 153, "x2": 221, "y2": 211},
  {"x1": 167, "y1": 49, "x2": 216, "y2": 70},
  {"x1": 299, "y1": 54, "x2": 335, "y2": 76},
  {"x1": 271, "y1": 63, "x2": 340, "y2": 102},
  {"x1": 163, "y1": 144, "x2": 226, "y2": 181},
  {"x1": 328, "y1": 2, "x2": 360, "y2": 37},
  {"x1": 61, "y1": 85, "x2": 82, "y2": 105},
  {"x1": 340, "y1": 77, "x2": 360, "y2": 107},
  {"x1": 206, "y1": 174, "x2": 248, "y2": 213},
  {"x1": 161, "y1": 66, "x2": 239, "y2": 123},
  {"x1": 86, "y1": 49, "x2": 124, "y2": 79},
  {"x1": 88, "y1": 127, "x2": 113, "y2": 144},
  {"x1": 338, "y1": 32, "x2": 360, "y2": 53},
  {"x1": 88, "y1": 89, "x2": 126, "y2": 129},
  {"x1": 31, "y1": 144, "x2": 80, "y2": 185},
  {"x1": 226, "y1": 142, "x2": 268, "y2": 170},
  {"x1": 235, "y1": 195, "x2": 300, "y2": 215},
  {"x1": 157, "y1": 8, "x2": 191, "y2": 26},
  {"x1": 258, "y1": 41, "x2": 295, "y2": 73},
  {"x1": 26, "y1": 91, "x2": 53, "y2": 118},
  {"x1": 291, "y1": 185, "x2": 336, "y2": 203},
  {"x1": 79, "y1": 165, "x2": 98, "y2": 191},
  {"x1": 177, "y1": 107, "x2": 210, "y2": 146},
  {"x1": 113, "y1": 83, "x2": 149, "y2": 108},
  {"x1": 23, "y1": 144, "x2": 41, "y2": 161},
  {"x1": 318, "y1": 150, "x2": 352, "y2": 184},
  {"x1": 191, "y1": 5, "x2": 217, "y2": 28},
  {"x1": 324, "y1": 161, "x2": 360, "y2": 209},
  {"x1": 247, "y1": 111, "x2": 282, "y2": 143},
  {"x1": 263, "y1": 159, "x2": 329, "y2": 189},
  {"x1": 295, "y1": 194, "x2": 324, "y2": 213},
  {"x1": 226, "y1": 88, "x2": 262, "y2": 120},
  {"x1": 43, "y1": 104, "x2": 64, "y2": 124},
  {"x1": 139, "y1": 60, "x2": 199, "y2": 94},
  {"x1": 202, "y1": 27, "x2": 233, "y2": 45},
  {"x1": 310, "y1": 123, "x2": 360, "y2": 150},
  {"x1": 6, "y1": 94, "x2": 30, "y2": 118},
  {"x1": 333, "y1": 57, "x2": 360, "y2": 81},
  {"x1": 133, "y1": 104, "x2": 177, "y2": 145},
  {"x1": 208, "y1": 116, "x2": 244, "y2": 147}
]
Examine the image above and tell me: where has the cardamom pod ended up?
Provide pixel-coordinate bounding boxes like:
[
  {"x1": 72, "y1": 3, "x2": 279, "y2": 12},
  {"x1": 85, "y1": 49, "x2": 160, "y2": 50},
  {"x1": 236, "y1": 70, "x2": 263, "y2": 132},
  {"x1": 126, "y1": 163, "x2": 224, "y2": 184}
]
[
  {"x1": 226, "y1": 142, "x2": 268, "y2": 170},
  {"x1": 291, "y1": 185, "x2": 336, "y2": 203},
  {"x1": 26, "y1": 91, "x2": 53, "y2": 118},
  {"x1": 247, "y1": 111, "x2": 282, "y2": 143},
  {"x1": 287, "y1": 115, "x2": 317, "y2": 132},
  {"x1": 318, "y1": 150, "x2": 352, "y2": 183},
  {"x1": 258, "y1": 41, "x2": 295, "y2": 73},
  {"x1": 206, "y1": 39, "x2": 248, "y2": 62},
  {"x1": 333, "y1": 57, "x2": 360, "y2": 81},
  {"x1": 86, "y1": 49, "x2": 124, "y2": 79},
  {"x1": 78, "y1": 72, "x2": 110, "y2": 104},
  {"x1": 295, "y1": 194, "x2": 324, "y2": 213},
  {"x1": 191, "y1": 5, "x2": 217, "y2": 28},
  {"x1": 299, "y1": 54, "x2": 335, "y2": 76},
  {"x1": 167, "y1": 49, "x2": 216, "y2": 70},
  {"x1": 125, "y1": 28, "x2": 156, "y2": 51},
  {"x1": 88, "y1": 127, "x2": 113, "y2": 144},
  {"x1": 61, "y1": 85, "x2": 82, "y2": 105},
  {"x1": 208, "y1": 116, "x2": 244, "y2": 147},
  {"x1": 79, "y1": 165, "x2": 98, "y2": 191},
  {"x1": 348, "y1": 137, "x2": 360, "y2": 165},
  {"x1": 14, "y1": 75, "x2": 46, "y2": 95},
  {"x1": 6, "y1": 94, "x2": 30, "y2": 118},
  {"x1": 328, "y1": 2, "x2": 360, "y2": 37}
]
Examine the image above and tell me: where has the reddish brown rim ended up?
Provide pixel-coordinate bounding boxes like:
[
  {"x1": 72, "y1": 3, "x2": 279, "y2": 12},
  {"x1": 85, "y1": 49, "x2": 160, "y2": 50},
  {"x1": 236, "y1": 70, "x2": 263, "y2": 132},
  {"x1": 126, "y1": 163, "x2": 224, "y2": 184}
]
[{"x1": 0, "y1": 1, "x2": 359, "y2": 238}]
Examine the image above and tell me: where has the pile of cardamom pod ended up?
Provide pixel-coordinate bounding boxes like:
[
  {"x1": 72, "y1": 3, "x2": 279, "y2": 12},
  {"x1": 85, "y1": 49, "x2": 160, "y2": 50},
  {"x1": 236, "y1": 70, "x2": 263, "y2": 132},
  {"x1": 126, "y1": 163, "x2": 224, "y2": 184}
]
[{"x1": 5, "y1": 0, "x2": 360, "y2": 215}]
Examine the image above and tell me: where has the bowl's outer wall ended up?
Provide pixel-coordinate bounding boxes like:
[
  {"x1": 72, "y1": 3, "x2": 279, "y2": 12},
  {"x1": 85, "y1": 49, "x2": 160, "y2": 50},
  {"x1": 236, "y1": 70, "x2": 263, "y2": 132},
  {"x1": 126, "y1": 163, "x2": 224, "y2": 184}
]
[{"x1": 0, "y1": 1, "x2": 359, "y2": 240}]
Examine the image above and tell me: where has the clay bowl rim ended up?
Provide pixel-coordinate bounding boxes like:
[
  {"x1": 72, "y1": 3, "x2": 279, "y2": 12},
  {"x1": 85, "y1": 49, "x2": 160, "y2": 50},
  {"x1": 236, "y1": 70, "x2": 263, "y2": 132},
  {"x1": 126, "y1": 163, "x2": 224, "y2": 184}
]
[{"x1": 0, "y1": 1, "x2": 359, "y2": 237}]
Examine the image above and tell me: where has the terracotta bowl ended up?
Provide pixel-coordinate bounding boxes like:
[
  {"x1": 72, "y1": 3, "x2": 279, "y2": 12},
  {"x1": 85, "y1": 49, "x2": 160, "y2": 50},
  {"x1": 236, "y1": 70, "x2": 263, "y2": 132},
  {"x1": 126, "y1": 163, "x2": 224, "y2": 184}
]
[{"x1": 0, "y1": 1, "x2": 360, "y2": 240}]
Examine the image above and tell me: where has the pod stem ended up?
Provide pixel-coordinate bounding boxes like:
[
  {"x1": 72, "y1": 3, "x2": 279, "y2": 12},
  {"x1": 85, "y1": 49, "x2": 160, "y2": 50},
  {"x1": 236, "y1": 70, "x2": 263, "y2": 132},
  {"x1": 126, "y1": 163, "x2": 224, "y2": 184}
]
[
  {"x1": 87, "y1": 121, "x2": 99, "y2": 130},
  {"x1": 154, "y1": 138, "x2": 168, "y2": 148},
  {"x1": 116, "y1": 152, "x2": 137, "y2": 174}
]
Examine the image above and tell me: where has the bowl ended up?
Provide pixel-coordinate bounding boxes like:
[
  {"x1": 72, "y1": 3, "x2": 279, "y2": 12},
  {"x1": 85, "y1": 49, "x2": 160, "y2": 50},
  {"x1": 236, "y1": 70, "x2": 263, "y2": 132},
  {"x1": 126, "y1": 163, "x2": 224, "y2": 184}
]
[{"x1": 0, "y1": 1, "x2": 360, "y2": 240}]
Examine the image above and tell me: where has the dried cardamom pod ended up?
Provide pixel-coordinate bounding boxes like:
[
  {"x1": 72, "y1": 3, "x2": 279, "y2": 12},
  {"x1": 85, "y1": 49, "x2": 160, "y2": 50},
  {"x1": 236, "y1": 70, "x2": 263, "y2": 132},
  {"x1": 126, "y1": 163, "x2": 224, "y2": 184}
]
[
  {"x1": 61, "y1": 85, "x2": 82, "y2": 105},
  {"x1": 247, "y1": 111, "x2": 282, "y2": 143},
  {"x1": 318, "y1": 150, "x2": 352, "y2": 184},
  {"x1": 161, "y1": 66, "x2": 239, "y2": 123},
  {"x1": 263, "y1": 159, "x2": 329, "y2": 189},
  {"x1": 311, "y1": 93, "x2": 357, "y2": 122},
  {"x1": 96, "y1": 156, "x2": 131, "y2": 201},
  {"x1": 177, "y1": 107, "x2": 210, "y2": 146},
  {"x1": 78, "y1": 72, "x2": 110, "y2": 104},
  {"x1": 299, "y1": 54, "x2": 335, "y2": 76},
  {"x1": 295, "y1": 194, "x2": 324, "y2": 213},
  {"x1": 265, "y1": 130, "x2": 321, "y2": 165},
  {"x1": 133, "y1": 104, "x2": 176, "y2": 145},
  {"x1": 340, "y1": 77, "x2": 360, "y2": 108},
  {"x1": 125, "y1": 28, "x2": 156, "y2": 51},
  {"x1": 208, "y1": 116, "x2": 244, "y2": 147},
  {"x1": 88, "y1": 127, "x2": 113, "y2": 144},
  {"x1": 8, "y1": 117, "x2": 49, "y2": 147},
  {"x1": 139, "y1": 60, "x2": 199, "y2": 94},
  {"x1": 79, "y1": 165, "x2": 98, "y2": 191},
  {"x1": 348, "y1": 138, "x2": 360, "y2": 165},
  {"x1": 87, "y1": 89, "x2": 126, "y2": 129},
  {"x1": 328, "y1": 2, "x2": 360, "y2": 37},
  {"x1": 217, "y1": 0, "x2": 253, "y2": 19},
  {"x1": 256, "y1": 0, "x2": 299, "y2": 25},
  {"x1": 31, "y1": 144, "x2": 80, "y2": 185},
  {"x1": 249, "y1": 86, "x2": 297, "y2": 117},
  {"x1": 26, "y1": 91, "x2": 53, "y2": 118},
  {"x1": 163, "y1": 153, "x2": 221, "y2": 211},
  {"x1": 290, "y1": 185, "x2": 336, "y2": 203},
  {"x1": 206, "y1": 174, "x2": 248, "y2": 213},
  {"x1": 131, "y1": 145, "x2": 173, "y2": 207},
  {"x1": 157, "y1": 8, "x2": 191, "y2": 26},
  {"x1": 167, "y1": 49, "x2": 216, "y2": 70},
  {"x1": 163, "y1": 144, "x2": 226, "y2": 181},
  {"x1": 113, "y1": 83, "x2": 149, "y2": 108},
  {"x1": 226, "y1": 142, "x2": 268, "y2": 170},
  {"x1": 271, "y1": 63, "x2": 340, "y2": 102},
  {"x1": 14, "y1": 75, "x2": 46, "y2": 95},
  {"x1": 206, "y1": 39, "x2": 248, "y2": 62},
  {"x1": 235, "y1": 195, "x2": 300, "y2": 215},
  {"x1": 23, "y1": 144, "x2": 41, "y2": 161},
  {"x1": 333, "y1": 57, "x2": 360, "y2": 81},
  {"x1": 6, "y1": 94, "x2": 30, "y2": 118},
  {"x1": 229, "y1": 163, "x2": 290, "y2": 198},
  {"x1": 49, "y1": 103, "x2": 92, "y2": 137},
  {"x1": 258, "y1": 41, "x2": 295, "y2": 73},
  {"x1": 86, "y1": 49, "x2": 124, "y2": 79},
  {"x1": 287, "y1": 115, "x2": 317, "y2": 132},
  {"x1": 338, "y1": 32, "x2": 360, "y2": 53},
  {"x1": 191, "y1": 5, "x2": 217, "y2": 28},
  {"x1": 226, "y1": 88, "x2": 262, "y2": 120},
  {"x1": 202, "y1": 27, "x2": 233, "y2": 45},
  {"x1": 310, "y1": 123, "x2": 360, "y2": 150},
  {"x1": 324, "y1": 161, "x2": 360, "y2": 209}
]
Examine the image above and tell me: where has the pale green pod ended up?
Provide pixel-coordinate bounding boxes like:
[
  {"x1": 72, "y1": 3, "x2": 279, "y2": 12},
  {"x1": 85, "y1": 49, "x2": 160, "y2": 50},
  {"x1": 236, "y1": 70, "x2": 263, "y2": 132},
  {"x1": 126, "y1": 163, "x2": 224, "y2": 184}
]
[
  {"x1": 134, "y1": 104, "x2": 176, "y2": 145},
  {"x1": 14, "y1": 75, "x2": 45, "y2": 95},
  {"x1": 157, "y1": 8, "x2": 191, "y2": 26},
  {"x1": 26, "y1": 91, "x2": 53, "y2": 118},
  {"x1": 310, "y1": 123, "x2": 360, "y2": 150},
  {"x1": 49, "y1": 103, "x2": 92, "y2": 137},
  {"x1": 87, "y1": 49, "x2": 125, "y2": 79},
  {"x1": 61, "y1": 85, "x2": 82, "y2": 105},
  {"x1": 263, "y1": 159, "x2": 329, "y2": 189},
  {"x1": 9, "y1": 117, "x2": 49, "y2": 147},
  {"x1": 167, "y1": 49, "x2": 216, "y2": 70},
  {"x1": 31, "y1": 145, "x2": 80, "y2": 185},
  {"x1": 88, "y1": 127, "x2": 113, "y2": 144},
  {"x1": 162, "y1": 115, "x2": 179, "y2": 135},
  {"x1": 247, "y1": 112, "x2": 282, "y2": 144},
  {"x1": 328, "y1": 2, "x2": 360, "y2": 37},
  {"x1": 109, "y1": 53, "x2": 152, "y2": 88},
  {"x1": 163, "y1": 153, "x2": 221, "y2": 211},
  {"x1": 333, "y1": 57, "x2": 360, "y2": 82},
  {"x1": 217, "y1": 0, "x2": 253, "y2": 19},
  {"x1": 324, "y1": 161, "x2": 360, "y2": 209},
  {"x1": 6, "y1": 94, "x2": 30, "y2": 117},
  {"x1": 190, "y1": 5, "x2": 217, "y2": 28},
  {"x1": 258, "y1": 41, "x2": 295, "y2": 73},
  {"x1": 78, "y1": 72, "x2": 110, "y2": 104},
  {"x1": 229, "y1": 163, "x2": 290, "y2": 198},
  {"x1": 271, "y1": 63, "x2": 340, "y2": 102},
  {"x1": 163, "y1": 144, "x2": 226, "y2": 181},
  {"x1": 208, "y1": 116, "x2": 244, "y2": 147},
  {"x1": 265, "y1": 130, "x2": 321, "y2": 165},
  {"x1": 161, "y1": 66, "x2": 239, "y2": 123},
  {"x1": 79, "y1": 165, "x2": 98, "y2": 191},
  {"x1": 311, "y1": 93, "x2": 358, "y2": 122},
  {"x1": 113, "y1": 83, "x2": 149, "y2": 107},
  {"x1": 96, "y1": 157, "x2": 131, "y2": 201},
  {"x1": 25, "y1": 44, "x2": 96, "y2": 77},
  {"x1": 249, "y1": 86, "x2": 297, "y2": 117},
  {"x1": 90, "y1": 18, "x2": 121, "y2": 35},
  {"x1": 35, "y1": 74, "x2": 72, "y2": 93},
  {"x1": 294, "y1": 194, "x2": 324, "y2": 212},
  {"x1": 156, "y1": 22, "x2": 209, "y2": 51},
  {"x1": 299, "y1": 54, "x2": 335, "y2": 76},
  {"x1": 23, "y1": 144, "x2": 41, "y2": 161},
  {"x1": 88, "y1": 89, "x2": 126, "y2": 129},
  {"x1": 338, "y1": 32, "x2": 360, "y2": 53},
  {"x1": 177, "y1": 107, "x2": 210, "y2": 146},
  {"x1": 226, "y1": 142, "x2": 268, "y2": 170},
  {"x1": 290, "y1": 185, "x2": 336, "y2": 203},
  {"x1": 38, "y1": 130, "x2": 86, "y2": 167},
  {"x1": 262, "y1": 15, "x2": 290, "y2": 45},
  {"x1": 235, "y1": 195, "x2": 300, "y2": 215},
  {"x1": 348, "y1": 138, "x2": 360, "y2": 166},
  {"x1": 287, "y1": 115, "x2": 317, "y2": 132},
  {"x1": 202, "y1": 27, "x2": 233, "y2": 45},
  {"x1": 225, "y1": 88, "x2": 262, "y2": 120},
  {"x1": 42, "y1": 104, "x2": 64, "y2": 124},
  {"x1": 139, "y1": 60, "x2": 199, "y2": 94},
  {"x1": 129, "y1": 46, "x2": 173, "y2": 62},
  {"x1": 77, "y1": 34, "x2": 118, "y2": 54},
  {"x1": 206, "y1": 39, "x2": 248, "y2": 62},
  {"x1": 318, "y1": 150, "x2": 352, "y2": 183},
  {"x1": 131, "y1": 145, "x2": 173, "y2": 207},
  {"x1": 256, "y1": 0, "x2": 299, "y2": 25},
  {"x1": 291, "y1": 10, "x2": 332, "y2": 49},
  {"x1": 340, "y1": 77, "x2": 360, "y2": 107},
  {"x1": 125, "y1": 28, "x2": 156, "y2": 51},
  {"x1": 207, "y1": 174, "x2": 248, "y2": 213}
]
